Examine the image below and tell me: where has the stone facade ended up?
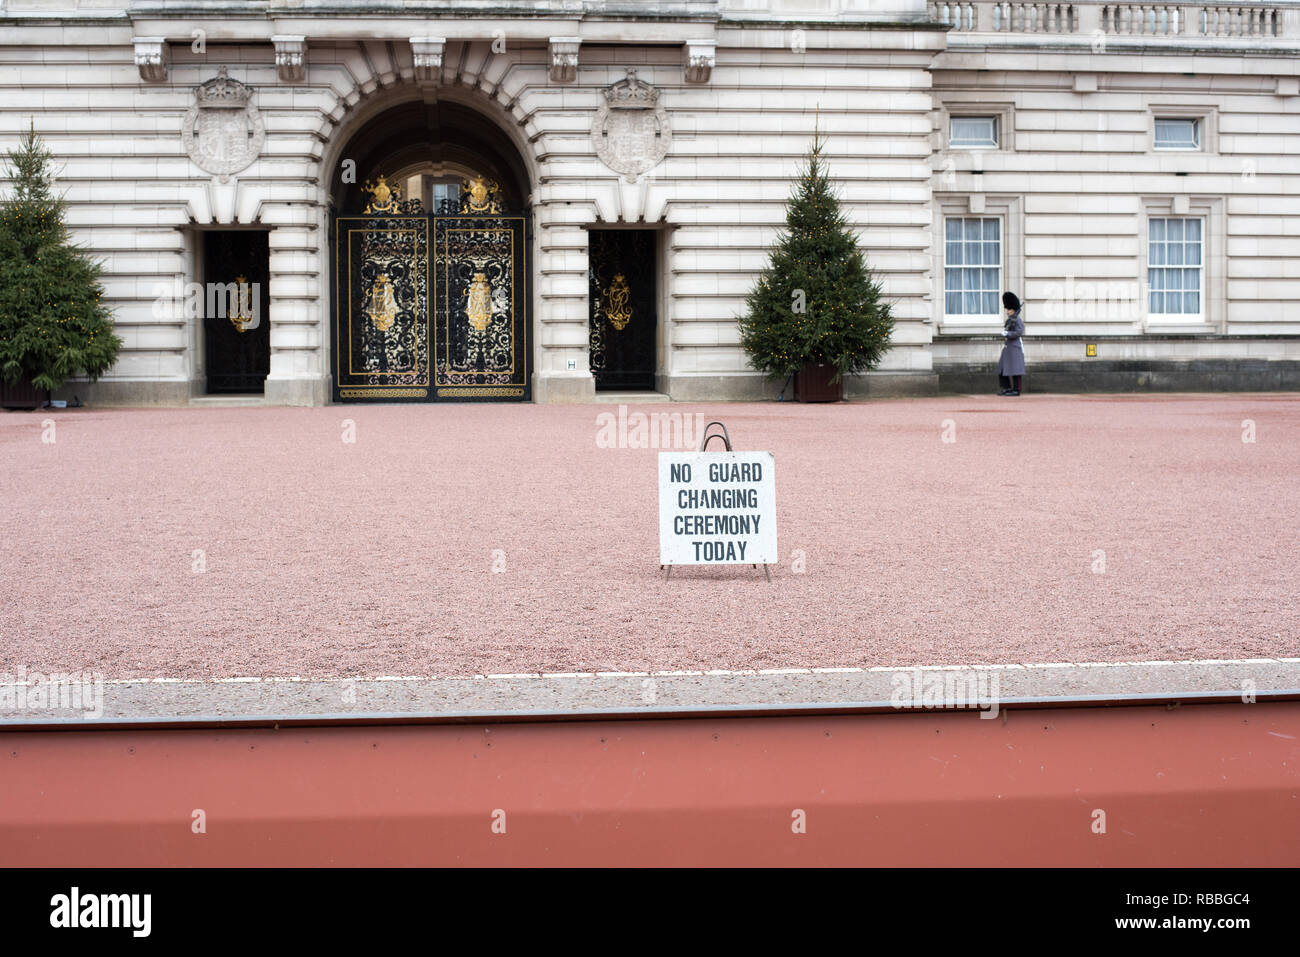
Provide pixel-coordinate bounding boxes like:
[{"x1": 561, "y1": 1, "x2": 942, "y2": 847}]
[{"x1": 0, "y1": 0, "x2": 1296, "y2": 405}]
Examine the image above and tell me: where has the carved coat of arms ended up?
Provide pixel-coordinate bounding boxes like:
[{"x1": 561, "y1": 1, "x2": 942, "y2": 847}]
[
  {"x1": 592, "y1": 70, "x2": 671, "y2": 183},
  {"x1": 182, "y1": 67, "x2": 265, "y2": 178}
]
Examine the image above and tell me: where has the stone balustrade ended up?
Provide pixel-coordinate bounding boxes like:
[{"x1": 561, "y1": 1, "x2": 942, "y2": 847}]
[{"x1": 929, "y1": 1, "x2": 1292, "y2": 36}]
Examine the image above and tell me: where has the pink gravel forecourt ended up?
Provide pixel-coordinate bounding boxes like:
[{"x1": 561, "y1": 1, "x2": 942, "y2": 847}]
[{"x1": 0, "y1": 393, "x2": 1296, "y2": 680}]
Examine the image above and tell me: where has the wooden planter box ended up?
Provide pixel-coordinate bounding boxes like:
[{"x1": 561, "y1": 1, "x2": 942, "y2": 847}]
[
  {"x1": 1, "y1": 374, "x2": 45, "y2": 410},
  {"x1": 793, "y1": 363, "x2": 842, "y2": 403}
]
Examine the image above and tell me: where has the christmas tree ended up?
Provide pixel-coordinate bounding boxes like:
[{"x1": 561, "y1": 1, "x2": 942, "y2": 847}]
[
  {"x1": 0, "y1": 123, "x2": 120, "y2": 396},
  {"x1": 738, "y1": 133, "x2": 893, "y2": 385}
]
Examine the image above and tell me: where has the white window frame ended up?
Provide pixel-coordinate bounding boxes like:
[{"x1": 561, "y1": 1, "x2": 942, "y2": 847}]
[
  {"x1": 933, "y1": 195, "x2": 1023, "y2": 332},
  {"x1": 1148, "y1": 105, "x2": 1217, "y2": 154},
  {"x1": 943, "y1": 216, "x2": 1004, "y2": 322},
  {"x1": 950, "y1": 115, "x2": 999, "y2": 150},
  {"x1": 1154, "y1": 117, "x2": 1200, "y2": 151},
  {"x1": 1139, "y1": 196, "x2": 1224, "y2": 332},
  {"x1": 936, "y1": 100, "x2": 1016, "y2": 154},
  {"x1": 1146, "y1": 216, "x2": 1205, "y2": 320}
]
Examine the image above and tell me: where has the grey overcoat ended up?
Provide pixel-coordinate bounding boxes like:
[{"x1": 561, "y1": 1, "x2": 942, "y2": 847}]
[{"x1": 997, "y1": 310, "x2": 1026, "y2": 377}]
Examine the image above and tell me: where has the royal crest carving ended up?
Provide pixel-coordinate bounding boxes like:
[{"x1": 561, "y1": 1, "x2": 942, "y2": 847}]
[
  {"x1": 461, "y1": 175, "x2": 503, "y2": 214},
  {"x1": 363, "y1": 174, "x2": 401, "y2": 214},
  {"x1": 181, "y1": 67, "x2": 265, "y2": 178},
  {"x1": 591, "y1": 70, "x2": 671, "y2": 183},
  {"x1": 361, "y1": 173, "x2": 424, "y2": 215}
]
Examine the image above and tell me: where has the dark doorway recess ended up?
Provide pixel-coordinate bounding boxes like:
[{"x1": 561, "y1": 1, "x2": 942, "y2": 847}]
[
  {"x1": 589, "y1": 229, "x2": 657, "y2": 391},
  {"x1": 328, "y1": 100, "x2": 529, "y2": 215},
  {"x1": 203, "y1": 230, "x2": 270, "y2": 394}
]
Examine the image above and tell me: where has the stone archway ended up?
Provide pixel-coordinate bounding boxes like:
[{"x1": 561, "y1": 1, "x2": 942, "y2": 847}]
[
  {"x1": 326, "y1": 97, "x2": 533, "y2": 215},
  {"x1": 324, "y1": 95, "x2": 534, "y2": 403}
]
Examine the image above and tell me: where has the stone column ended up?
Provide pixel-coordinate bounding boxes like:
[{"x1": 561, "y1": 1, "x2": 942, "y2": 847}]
[
  {"x1": 264, "y1": 207, "x2": 328, "y2": 406},
  {"x1": 531, "y1": 190, "x2": 596, "y2": 403}
]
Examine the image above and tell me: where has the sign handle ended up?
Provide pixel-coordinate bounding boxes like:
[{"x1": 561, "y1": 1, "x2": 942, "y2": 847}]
[{"x1": 698, "y1": 421, "x2": 733, "y2": 452}]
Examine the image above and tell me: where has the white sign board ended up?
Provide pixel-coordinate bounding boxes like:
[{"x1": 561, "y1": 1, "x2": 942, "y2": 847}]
[{"x1": 658, "y1": 451, "x2": 777, "y2": 566}]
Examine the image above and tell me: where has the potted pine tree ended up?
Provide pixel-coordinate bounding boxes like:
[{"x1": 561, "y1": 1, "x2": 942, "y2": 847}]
[
  {"x1": 739, "y1": 134, "x2": 893, "y2": 402},
  {"x1": 0, "y1": 124, "x2": 120, "y2": 409}
]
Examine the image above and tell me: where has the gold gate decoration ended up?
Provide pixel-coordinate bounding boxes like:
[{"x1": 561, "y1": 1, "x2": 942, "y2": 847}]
[
  {"x1": 365, "y1": 273, "x2": 398, "y2": 332},
  {"x1": 605, "y1": 273, "x2": 632, "y2": 331},
  {"x1": 465, "y1": 272, "x2": 493, "y2": 332},
  {"x1": 229, "y1": 275, "x2": 255, "y2": 332}
]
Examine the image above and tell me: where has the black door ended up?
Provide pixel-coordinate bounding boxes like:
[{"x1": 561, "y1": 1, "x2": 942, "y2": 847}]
[
  {"x1": 203, "y1": 231, "x2": 270, "y2": 394},
  {"x1": 589, "y1": 229, "x2": 657, "y2": 391}
]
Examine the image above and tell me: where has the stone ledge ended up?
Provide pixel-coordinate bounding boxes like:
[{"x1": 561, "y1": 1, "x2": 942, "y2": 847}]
[
  {"x1": 660, "y1": 373, "x2": 774, "y2": 401},
  {"x1": 844, "y1": 371, "x2": 940, "y2": 398},
  {"x1": 51, "y1": 379, "x2": 192, "y2": 408},
  {"x1": 936, "y1": 359, "x2": 1300, "y2": 393},
  {"x1": 533, "y1": 371, "x2": 596, "y2": 404},
  {"x1": 5, "y1": 658, "x2": 1294, "y2": 723},
  {"x1": 662, "y1": 371, "x2": 940, "y2": 402},
  {"x1": 265, "y1": 376, "x2": 328, "y2": 407}
]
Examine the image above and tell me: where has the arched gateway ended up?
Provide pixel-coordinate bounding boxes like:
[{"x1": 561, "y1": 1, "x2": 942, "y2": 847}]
[{"x1": 328, "y1": 99, "x2": 531, "y2": 402}]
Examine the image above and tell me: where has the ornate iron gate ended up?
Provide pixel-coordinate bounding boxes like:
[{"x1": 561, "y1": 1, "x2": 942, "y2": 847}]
[
  {"x1": 589, "y1": 229, "x2": 657, "y2": 391},
  {"x1": 332, "y1": 176, "x2": 530, "y2": 402}
]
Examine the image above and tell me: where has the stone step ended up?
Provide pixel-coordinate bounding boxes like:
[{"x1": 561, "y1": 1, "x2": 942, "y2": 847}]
[
  {"x1": 188, "y1": 395, "x2": 265, "y2": 408},
  {"x1": 593, "y1": 391, "x2": 671, "y2": 404}
]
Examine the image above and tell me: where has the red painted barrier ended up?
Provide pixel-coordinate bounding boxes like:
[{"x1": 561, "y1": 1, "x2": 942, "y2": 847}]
[{"x1": 2, "y1": 701, "x2": 1297, "y2": 866}]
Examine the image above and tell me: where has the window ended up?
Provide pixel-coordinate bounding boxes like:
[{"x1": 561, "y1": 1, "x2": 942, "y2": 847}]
[
  {"x1": 950, "y1": 116, "x2": 998, "y2": 149},
  {"x1": 395, "y1": 168, "x2": 485, "y2": 211},
  {"x1": 935, "y1": 195, "x2": 1022, "y2": 330},
  {"x1": 424, "y1": 177, "x2": 466, "y2": 211},
  {"x1": 944, "y1": 217, "x2": 1002, "y2": 317},
  {"x1": 1148, "y1": 218, "x2": 1203, "y2": 316},
  {"x1": 1154, "y1": 118, "x2": 1200, "y2": 150},
  {"x1": 431, "y1": 181, "x2": 460, "y2": 208}
]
